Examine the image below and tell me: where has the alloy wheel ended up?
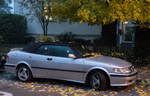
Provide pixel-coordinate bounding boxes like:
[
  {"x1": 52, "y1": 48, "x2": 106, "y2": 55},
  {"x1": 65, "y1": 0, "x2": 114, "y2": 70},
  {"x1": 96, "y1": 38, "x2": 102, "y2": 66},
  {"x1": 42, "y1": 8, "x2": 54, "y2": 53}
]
[
  {"x1": 17, "y1": 67, "x2": 30, "y2": 81},
  {"x1": 91, "y1": 73, "x2": 101, "y2": 89}
]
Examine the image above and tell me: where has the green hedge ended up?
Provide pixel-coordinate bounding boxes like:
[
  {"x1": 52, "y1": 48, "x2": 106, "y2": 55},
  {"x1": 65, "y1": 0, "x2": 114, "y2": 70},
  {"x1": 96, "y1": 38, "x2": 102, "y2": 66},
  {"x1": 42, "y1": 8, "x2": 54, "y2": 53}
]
[{"x1": 0, "y1": 14, "x2": 27, "y2": 43}]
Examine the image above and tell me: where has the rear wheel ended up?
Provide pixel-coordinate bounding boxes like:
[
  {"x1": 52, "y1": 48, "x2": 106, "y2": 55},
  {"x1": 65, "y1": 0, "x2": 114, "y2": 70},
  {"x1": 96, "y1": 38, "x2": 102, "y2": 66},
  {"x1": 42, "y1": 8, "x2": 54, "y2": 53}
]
[
  {"x1": 89, "y1": 71, "x2": 107, "y2": 90},
  {"x1": 17, "y1": 65, "x2": 32, "y2": 82}
]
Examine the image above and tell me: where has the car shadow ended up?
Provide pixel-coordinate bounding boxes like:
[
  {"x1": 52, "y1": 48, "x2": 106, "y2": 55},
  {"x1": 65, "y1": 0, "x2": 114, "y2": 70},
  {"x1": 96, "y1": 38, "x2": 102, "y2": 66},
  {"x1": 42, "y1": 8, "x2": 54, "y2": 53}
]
[{"x1": 32, "y1": 78, "x2": 134, "y2": 92}]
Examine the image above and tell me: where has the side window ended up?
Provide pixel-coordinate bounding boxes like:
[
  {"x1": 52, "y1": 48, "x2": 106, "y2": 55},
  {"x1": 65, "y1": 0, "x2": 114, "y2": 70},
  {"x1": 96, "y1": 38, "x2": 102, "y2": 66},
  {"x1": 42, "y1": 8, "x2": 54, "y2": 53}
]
[
  {"x1": 36, "y1": 45, "x2": 55, "y2": 56},
  {"x1": 47, "y1": 45, "x2": 55, "y2": 56},
  {"x1": 36, "y1": 45, "x2": 49, "y2": 55},
  {"x1": 53, "y1": 45, "x2": 74, "y2": 57}
]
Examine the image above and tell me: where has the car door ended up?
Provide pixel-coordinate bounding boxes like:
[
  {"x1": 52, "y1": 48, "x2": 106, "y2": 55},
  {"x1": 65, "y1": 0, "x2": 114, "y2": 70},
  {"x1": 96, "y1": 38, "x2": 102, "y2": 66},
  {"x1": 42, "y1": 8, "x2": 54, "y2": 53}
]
[
  {"x1": 49, "y1": 45, "x2": 86, "y2": 81},
  {"x1": 27, "y1": 44, "x2": 58, "y2": 78}
]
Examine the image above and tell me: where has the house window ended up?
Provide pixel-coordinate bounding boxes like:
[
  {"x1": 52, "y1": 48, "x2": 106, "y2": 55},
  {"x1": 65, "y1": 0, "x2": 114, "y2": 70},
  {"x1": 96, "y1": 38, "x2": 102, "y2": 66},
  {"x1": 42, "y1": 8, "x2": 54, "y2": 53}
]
[
  {"x1": 123, "y1": 22, "x2": 136, "y2": 42},
  {"x1": 124, "y1": 26, "x2": 135, "y2": 41}
]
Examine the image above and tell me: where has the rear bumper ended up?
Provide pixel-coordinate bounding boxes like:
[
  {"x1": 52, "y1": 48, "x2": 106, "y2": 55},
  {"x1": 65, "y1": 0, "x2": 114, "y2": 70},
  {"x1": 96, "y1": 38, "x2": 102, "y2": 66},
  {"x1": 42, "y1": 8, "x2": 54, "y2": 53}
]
[
  {"x1": 4, "y1": 64, "x2": 16, "y2": 74},
  {"x1": 110, "y1": 72, "x2": 137, "y2": 86}
]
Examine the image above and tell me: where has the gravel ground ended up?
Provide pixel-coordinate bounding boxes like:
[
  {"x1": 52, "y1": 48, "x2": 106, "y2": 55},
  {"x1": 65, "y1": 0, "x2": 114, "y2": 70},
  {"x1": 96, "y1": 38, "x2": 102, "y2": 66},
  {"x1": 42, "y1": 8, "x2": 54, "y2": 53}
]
[{"x1": 0, "y1": 66, "x2": 150, "y2": 96}]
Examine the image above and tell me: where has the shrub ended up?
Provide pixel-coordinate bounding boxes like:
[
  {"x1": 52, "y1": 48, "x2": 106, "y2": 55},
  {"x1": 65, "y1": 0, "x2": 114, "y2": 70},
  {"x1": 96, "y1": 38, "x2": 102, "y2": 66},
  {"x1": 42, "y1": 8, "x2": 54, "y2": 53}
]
[
  {"x1": 92, "y1": 46, "x2": 150, "y2": 66},
  {"x1": 24, "y1": 36, "x2": 35, "y2": 44},
  {"x1": 0, "y1": 14, "x2": 27, "y2": 44},
  {"x1": 73, "y1": 38, "x2": 92, "y2": 46},
  {"x1": 56, "y1": 32, "x2": 76, "y2": 42},
  {"x1": 135, "y1": 26, "x2": 150, "y2": 56},
  {"x1": 56, "y1": 32, "x2": 91, "y2": 45},
  {"x1": 36, "y1": 35, "x2": 52, "y2": 42}
]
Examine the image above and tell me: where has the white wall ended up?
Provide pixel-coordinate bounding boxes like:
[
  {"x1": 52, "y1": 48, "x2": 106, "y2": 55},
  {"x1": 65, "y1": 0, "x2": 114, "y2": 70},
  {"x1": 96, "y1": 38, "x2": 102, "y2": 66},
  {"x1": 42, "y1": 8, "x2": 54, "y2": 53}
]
[
  {"x1": 27, "y1": 17, "x2": 102, "y2": 40},
  {"x1": 6, "y1": 0, "x2": 14, "y2": 13},
  {"x1": 13, "y1": 0, "x2": 102, "y2": 40}
]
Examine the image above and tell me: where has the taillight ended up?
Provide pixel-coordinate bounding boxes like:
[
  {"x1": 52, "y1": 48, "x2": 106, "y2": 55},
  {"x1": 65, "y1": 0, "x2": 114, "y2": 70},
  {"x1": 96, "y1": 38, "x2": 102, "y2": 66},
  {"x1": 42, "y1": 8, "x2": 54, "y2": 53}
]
[{"x1": 5, "y1": 55, "x2": 8, "y2": 59}]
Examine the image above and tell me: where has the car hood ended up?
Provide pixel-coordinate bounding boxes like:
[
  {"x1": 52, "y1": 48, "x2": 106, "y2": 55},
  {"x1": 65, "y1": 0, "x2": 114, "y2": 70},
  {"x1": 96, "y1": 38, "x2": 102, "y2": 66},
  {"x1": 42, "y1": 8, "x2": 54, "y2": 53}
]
[{"x1": 86, "y1": 56, "x2": 131, "y2": 67}]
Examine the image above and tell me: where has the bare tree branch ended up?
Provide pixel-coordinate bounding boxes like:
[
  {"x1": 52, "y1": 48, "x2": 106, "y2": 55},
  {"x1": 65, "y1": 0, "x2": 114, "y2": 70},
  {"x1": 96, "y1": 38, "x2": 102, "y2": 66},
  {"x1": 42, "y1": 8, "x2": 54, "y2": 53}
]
[{"x1": 19, "y1": 0, "x2": 52, "y2": 36}]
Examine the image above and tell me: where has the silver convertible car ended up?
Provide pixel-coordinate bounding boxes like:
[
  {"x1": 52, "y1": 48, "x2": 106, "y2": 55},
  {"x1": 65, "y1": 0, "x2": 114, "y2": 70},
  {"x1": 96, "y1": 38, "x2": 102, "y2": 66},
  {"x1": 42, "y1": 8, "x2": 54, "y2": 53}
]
[{"x1": 5, "y1": 42, "x2": 137, "y2": 90}]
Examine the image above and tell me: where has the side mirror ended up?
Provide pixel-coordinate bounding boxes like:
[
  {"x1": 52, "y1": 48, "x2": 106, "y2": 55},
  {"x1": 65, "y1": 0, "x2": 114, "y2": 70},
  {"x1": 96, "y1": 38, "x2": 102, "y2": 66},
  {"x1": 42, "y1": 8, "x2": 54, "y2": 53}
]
[{"x1": 68, "y1": 54, "x2": 76, "y2": 59}]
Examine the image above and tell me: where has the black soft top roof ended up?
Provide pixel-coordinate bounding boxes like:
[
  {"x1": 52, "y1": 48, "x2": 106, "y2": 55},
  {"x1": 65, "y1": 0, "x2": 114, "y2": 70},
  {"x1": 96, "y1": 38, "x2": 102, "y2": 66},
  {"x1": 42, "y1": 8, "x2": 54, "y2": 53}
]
[{"x1": 23, "y1": 42, "x2": 81, "y2": 52}]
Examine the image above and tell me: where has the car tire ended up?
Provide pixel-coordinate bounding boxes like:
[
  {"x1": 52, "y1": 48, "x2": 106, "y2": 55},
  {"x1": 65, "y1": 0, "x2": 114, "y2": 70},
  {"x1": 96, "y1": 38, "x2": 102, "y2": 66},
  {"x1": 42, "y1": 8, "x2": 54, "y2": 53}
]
[
  {"x1": 89, "y1": 71, "x2": 107, "y2": 90},
  {"x1": 17, "y1": 65, "x2": 32, "y2": 82}
]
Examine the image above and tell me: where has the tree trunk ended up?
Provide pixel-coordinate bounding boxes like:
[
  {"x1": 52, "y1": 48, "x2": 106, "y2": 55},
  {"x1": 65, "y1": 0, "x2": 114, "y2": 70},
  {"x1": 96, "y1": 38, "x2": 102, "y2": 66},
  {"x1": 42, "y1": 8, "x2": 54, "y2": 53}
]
[
  {"x1": 41, "y1": 21, "x2": 47, "y2": 36},
  {"x1": 45, "y1": 21, "x2": 49, "y2": 36},
  {"x1": 43, "y1": 25, "x2": 46, "y2": 36},
  {"x1": 42, "y1": 20, "x2": 49, "y2": 36},
  {"x1": 121, "y1": 22, "x2": 125, "y2": 41}
]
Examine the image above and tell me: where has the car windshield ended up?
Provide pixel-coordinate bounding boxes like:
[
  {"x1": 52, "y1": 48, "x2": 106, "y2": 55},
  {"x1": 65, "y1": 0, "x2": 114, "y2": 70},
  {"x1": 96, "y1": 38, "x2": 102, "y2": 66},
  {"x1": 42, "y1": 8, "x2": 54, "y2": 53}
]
[{"x1": 72, "y1": 45, "x2": 93, "y2": 58}]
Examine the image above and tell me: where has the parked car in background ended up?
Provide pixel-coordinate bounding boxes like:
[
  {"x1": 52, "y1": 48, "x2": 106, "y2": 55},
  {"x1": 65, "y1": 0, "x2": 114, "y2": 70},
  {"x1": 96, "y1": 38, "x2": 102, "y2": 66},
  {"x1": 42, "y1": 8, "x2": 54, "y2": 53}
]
[
  {"x1": 5, "y1": 42, "x2": 137, "y2": 90},
  {"x1": 0, "y1": 54, "x2": 6, "y2": 69}
]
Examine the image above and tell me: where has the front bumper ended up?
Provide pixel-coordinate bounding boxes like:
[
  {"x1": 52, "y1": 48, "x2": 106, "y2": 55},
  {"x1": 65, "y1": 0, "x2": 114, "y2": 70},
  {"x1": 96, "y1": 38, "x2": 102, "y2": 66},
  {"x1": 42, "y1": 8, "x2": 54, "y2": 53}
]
[{"x1": 110, "y1": 72, "x2": 138, "y2": 86}]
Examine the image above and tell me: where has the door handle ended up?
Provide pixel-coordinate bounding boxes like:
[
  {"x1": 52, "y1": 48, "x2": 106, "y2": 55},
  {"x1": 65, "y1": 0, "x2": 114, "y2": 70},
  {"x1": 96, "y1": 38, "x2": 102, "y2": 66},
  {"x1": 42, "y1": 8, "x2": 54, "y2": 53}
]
[{"x1": 47, "y1": 58, "x2": 52, "y2": 61}]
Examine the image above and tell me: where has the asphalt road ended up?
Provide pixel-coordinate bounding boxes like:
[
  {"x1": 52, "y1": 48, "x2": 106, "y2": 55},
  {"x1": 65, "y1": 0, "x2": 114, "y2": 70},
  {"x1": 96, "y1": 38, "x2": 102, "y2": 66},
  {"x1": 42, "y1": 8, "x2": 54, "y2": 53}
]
[
  {"x1": 0, "y1": 71, "x2": 60, "y2": 96},
  {"x1": 0, "y1": 70, "x2": 150, "y2": 96}
]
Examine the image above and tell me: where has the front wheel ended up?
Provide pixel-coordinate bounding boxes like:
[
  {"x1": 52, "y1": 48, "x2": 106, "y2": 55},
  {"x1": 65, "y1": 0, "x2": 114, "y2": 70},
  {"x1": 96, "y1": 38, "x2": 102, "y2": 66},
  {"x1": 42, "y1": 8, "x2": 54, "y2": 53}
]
[
  {"x1": 17, "y1": 65, "x2": 32, "y2": 82},
  {"x1": 89, "y1": 71, "x2": 107, "y2": 90}
]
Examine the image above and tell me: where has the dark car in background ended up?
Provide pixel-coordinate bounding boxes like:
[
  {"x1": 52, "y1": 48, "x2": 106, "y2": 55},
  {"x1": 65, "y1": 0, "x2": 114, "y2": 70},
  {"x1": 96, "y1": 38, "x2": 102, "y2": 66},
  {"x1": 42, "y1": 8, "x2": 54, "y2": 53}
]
[{"x1": 0, "y1": 54, "x2": 6, "y2": 69}]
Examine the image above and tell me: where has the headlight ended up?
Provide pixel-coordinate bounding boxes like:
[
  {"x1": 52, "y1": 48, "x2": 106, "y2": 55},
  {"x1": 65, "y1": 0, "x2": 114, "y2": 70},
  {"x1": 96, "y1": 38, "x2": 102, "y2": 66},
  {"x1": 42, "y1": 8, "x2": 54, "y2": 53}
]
[{"x1": 112, "y1": 67, "x2": 131, "y2": 74}]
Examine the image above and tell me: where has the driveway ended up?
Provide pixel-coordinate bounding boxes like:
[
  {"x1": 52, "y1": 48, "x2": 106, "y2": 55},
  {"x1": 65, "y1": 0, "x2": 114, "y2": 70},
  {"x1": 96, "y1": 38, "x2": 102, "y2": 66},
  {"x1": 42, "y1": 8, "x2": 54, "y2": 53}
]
[{"x1": 0, "y1": 65, "x2": 150, "y2": 96}]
